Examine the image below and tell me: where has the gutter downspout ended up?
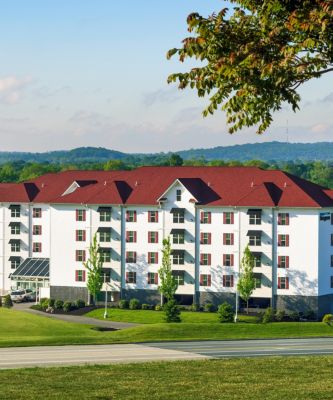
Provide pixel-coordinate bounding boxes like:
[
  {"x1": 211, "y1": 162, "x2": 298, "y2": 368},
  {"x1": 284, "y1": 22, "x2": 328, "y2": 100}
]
[{"x1": 271, "y1": 207, "x2": 277, "y2": 309}]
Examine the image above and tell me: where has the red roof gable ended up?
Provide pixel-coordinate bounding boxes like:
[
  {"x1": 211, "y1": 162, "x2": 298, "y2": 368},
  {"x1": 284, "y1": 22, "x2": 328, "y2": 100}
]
[{"x1": 0, "y1": 166, "x2": 332, "y2": 208}]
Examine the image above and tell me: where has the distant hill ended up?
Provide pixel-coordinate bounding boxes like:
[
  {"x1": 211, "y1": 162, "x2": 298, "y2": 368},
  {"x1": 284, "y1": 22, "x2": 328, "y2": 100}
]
[{"x1": 0, "y1": 142, "x2": 332, "y2": 164}]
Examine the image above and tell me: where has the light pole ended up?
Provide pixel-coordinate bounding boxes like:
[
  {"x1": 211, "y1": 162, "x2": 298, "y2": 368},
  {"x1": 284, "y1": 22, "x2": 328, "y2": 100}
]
[
  {"x1": 103, "y1": 273, "x2": 108, "y2": 319},
  {"x1": 234, "y1": 290, "x2": 238, "y2": 323}
]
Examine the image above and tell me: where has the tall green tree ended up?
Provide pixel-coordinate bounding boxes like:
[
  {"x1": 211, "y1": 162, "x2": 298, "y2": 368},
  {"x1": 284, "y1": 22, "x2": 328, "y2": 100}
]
[
  {"x1": 158, "y1": 237, "x2": 181, "y2": 322},
  {"x1": 237, "y1": 245, "x2": 256, "y2": 314},
  {"x1": 167, "y1": 1, "x2": 333, "y2": 134},
  {"x1": 84, "y1": 233, "x2": 103, "y2": 305}
]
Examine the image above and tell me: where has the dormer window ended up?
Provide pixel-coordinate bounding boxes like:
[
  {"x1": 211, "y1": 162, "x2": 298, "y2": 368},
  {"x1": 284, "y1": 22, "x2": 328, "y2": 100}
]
[{"x1": 176, "y1": 189, "x2": 182, "y2": 202}]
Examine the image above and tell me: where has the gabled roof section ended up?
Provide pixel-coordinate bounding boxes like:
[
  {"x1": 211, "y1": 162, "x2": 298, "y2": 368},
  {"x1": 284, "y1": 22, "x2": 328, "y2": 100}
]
[
  {"x1": 178, "y1": 178, "x2": 221, "y2": 205},
  {"x1": 157, "y1": 178, "x2": 199, "y2": 203},
  {"x1": 62, "y1": 179, "x2": 97, "y2": 197}
]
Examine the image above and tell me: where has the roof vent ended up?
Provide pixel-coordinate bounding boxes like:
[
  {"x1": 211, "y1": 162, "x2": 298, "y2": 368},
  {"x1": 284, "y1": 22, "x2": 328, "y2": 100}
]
[
  {"x1": 251, "y1": 181, "x2": 254, "y2": 188},
  {"x1": 207, "y1": 182, "x2": 211, "y2": 187},
  {"x1": 41, "y1": 183, "x2": 45, "y2": 188},
  {"x1": 135, "y1": 181, "x2": 139, "y2": 187},
  {"x1": 284, "y1": 182, "x2": 287, "y2": 188},
  {"x1": 104, "y1": 181, "x2": 107, "y2": 186}
]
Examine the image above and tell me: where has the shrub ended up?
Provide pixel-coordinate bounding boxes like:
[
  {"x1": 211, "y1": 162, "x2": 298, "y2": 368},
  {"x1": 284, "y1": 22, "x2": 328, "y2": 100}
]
[
  {"x1": 262, "y1": 307, "x2": 275, "y2": 323},
  {"x1": 30, "y1": 304, "x2": 44, "y2": 311},
  {"x1": 2, "y1": 295, "x2": 13, "y2": 308},
  {"x1": 256, "y1": 311, "x2": 265, "y2": 323},
  {"x1": 204, "y1": 303, "x2": 215, "y2": 312},
  {"x1": 275, "y1": 310, "x2": 285, "y2": 322},
  {"x1": 129, "y1": 298, "x2": 140, "y2": 310},
  {"x1": 40, "y1": 298, "x2": 49, "y2": 310},
  {"x1": 76, "y1": 299, "x2": 86, "y2": 309},
  {"x1": 322, "y1": 314, "x2": 333, "y2": 325},
  {"x1": 63, "y1": 301, "x2": 74, "y2": 312},
  {"x1": 54, "y1": 299, "x2": 64, "y2": 310},
  {"x1": 190, "y1": 303, "x2": 200, "y2": 312},
  {"x1": 141, "y1": 303, "x2": 150, "y2": 310},
  {"x1": 289, "y1": 311, "x2": 300, "y2": 321},
  {"x1": 303, "y1": 309, "x2": 316, "y2": 320},
  {"x1": 48, "y1": 298, "x2": 55, "y2": 308},
  {"x1": 217, "y1": 302, "x2": 234, "y2": 323},
  {"x1": 155, "y1": 304, "x2": 162, "y2": 311},
  {"x1": 163, "y1": 299, "x2": 181, "y2": 323},
  {"x1": 118, "y1": 299, "x2": 129, "y2": 309}
]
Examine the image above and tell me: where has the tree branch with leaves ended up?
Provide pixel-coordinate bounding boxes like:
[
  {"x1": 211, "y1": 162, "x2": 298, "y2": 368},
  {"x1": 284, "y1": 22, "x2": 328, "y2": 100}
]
[
  {"x1": 84, "y1": 233, "x2": 103, "y2": 305},
  {"x1": 167, "y1": 1, "x2": 333, "y2": 134},
  {"x1": 237, "y1": 245, "x2": 256, "y2": 314}
]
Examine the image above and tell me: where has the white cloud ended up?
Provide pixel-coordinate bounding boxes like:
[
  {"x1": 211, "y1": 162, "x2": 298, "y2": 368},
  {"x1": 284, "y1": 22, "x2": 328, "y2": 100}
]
[
  {"x1": 143, "y1": 87, "x2": 181, "y2": 107},
  {"x1": 0, "y1": 76, "x2": 32, "y2": 105},
  {"x1": 310, "y1": 123, "x2": 331, "y2": 134}
]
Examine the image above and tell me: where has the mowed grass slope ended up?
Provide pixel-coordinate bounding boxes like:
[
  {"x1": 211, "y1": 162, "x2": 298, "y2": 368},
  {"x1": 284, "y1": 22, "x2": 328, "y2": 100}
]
[{"x1": 1, "y1": 357, "x2": 333, "y2": 399}]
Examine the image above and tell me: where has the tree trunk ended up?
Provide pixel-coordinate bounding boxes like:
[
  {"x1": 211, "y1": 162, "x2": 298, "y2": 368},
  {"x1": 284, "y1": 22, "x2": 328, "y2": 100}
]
[{"x1": 246, "y1": 299, "x2": 249, "y2": 315}]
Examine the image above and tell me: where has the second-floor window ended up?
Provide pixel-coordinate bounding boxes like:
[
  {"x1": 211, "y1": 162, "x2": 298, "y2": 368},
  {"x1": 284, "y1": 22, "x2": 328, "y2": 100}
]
[
  {"x1": 33, "y1": 225, "x2": 42, "y2": 235},
  {"x1": 200, "y1": 274, "x2": 211, "y2": 287},
  {"x1": 331, "y1": 255, "x2": 333, "y2": 267},
  {"x1": 278, "y1": 234, "x2": 289, "y2": 247},
  {"x1": 278, "y1": 256, "x2": 289, "y2": 268},
  {"x1": 172, "y1": 270, "x2": 184, "y2": 285},
  {"x1": 126, "y1": 231, "x2": 137, "y2": 243},
  {"x1": 76, "y1": 209, "x2": 86, "y2": 222},
  {"x1": 172, "y1": 231, "x2": 184, "y2": 244},
  {"x1": 126, "y1": 251, "x2": 137, "y2": 263},
  {"x1": 148, "y1": 211, "x2": 158, "y2": 223},
  {"x1": 278, "y1": 213, "x2": 289, "y2": 225},
  {"x1": 200, "y1": 253, "x2": 211, "y2": 266},
  {"x1": 126, "y1": 271, "x2": 136, "y2": 283},
  {"x1": 148, "y1": 231, "x2": 159, "y2": 243},
  {"x1": 126, "y1": 210, "x2": 137, "y2": 222},
  {"x1": 223, "y1": 233, "x2": 234, "y2": 246},
  {"x1": 99, "y1": 230, "x2": 111, "y2": 242},
  {"x1": 76, "y1": 250, "x2": 86, "y2": 262},
  {"x1": 148, "y1": 272, "x2": 158, "y2": 285},
  {"x1": 10, "y1": 258, "x2": 20, "y2": 269},
  {"x1": 33, "y1": 242, "x2": 42, "y2": 253},
  {"x1": 76, "y1": 230, "x2": 86, "y2": 241},
  {"x1": 33, "y1": 208, "x2": 42, "y2": 218},
  {"x1": 172, "y1": 252, "x2": 185, "y2": 265},
  {"x1": 278, "y1": 277, "x2": 289, "y2": 289},
  {"x1": 148, "y1": 252, "x2": 158, "y2": 264},
  {"x1": 200, "y1": 232, "x2": 211, "y2": 245},
  {"x1": 223, "y1": 275, "x2": 234, "y2": 287},
  {"x1": 252, "y1": 253, "x2": 262, "y2": 267},
  {"x1": 99, "y1": 249, "x2": 111, "y2": 263},
  {"x1": 331, "y1": 234, "x2": 333, "y2": 246},
  {"x1": 75, "y1": 270, "x2": 86, "y2": 282},
  {"x1": 223, "y1": 254, "x2": 234, "y2": 267},
  {"x1": 249, "y1": 234, "x2": 261, "y2": 246}
]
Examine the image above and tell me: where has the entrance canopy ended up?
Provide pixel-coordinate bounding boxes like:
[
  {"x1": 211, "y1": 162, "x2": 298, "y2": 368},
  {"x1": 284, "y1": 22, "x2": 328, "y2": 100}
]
[{"x1": 11, "y1": 258, "x2": 49, "y2": 280}]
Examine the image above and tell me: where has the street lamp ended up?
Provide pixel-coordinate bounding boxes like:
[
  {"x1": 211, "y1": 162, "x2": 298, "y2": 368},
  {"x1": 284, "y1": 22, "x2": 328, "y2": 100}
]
[{"x1": 103, "y1": 273, "x2": 108, "y2": 319}]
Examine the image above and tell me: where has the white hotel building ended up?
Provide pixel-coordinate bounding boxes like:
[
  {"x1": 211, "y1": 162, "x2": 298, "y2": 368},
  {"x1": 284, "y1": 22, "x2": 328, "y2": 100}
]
[{"x1": 0, "y1": 166, "x2": 333, "y2": 316}]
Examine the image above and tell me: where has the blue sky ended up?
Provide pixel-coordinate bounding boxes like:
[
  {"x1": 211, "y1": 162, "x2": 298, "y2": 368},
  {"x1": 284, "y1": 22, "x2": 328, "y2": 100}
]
[{"x1": 0, "y1": 0, "x2": 332, "y2": 153}]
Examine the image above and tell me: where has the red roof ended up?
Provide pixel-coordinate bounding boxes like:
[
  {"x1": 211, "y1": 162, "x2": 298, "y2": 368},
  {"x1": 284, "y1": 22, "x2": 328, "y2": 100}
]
[{"x1": 0, "y1": 166, "x2": 332, "y2": 208}]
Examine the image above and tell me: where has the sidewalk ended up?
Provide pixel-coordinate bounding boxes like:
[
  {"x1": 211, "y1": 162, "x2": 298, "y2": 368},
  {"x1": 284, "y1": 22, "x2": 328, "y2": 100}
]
[{"x1": 14, "y1": 302, "x2": 138, "y2": 330}]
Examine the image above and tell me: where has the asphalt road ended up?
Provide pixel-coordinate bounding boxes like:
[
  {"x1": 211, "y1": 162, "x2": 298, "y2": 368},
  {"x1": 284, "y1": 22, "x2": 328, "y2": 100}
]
[{"x1": 1, "y1": 338, "x2": 333, "y2": 369}]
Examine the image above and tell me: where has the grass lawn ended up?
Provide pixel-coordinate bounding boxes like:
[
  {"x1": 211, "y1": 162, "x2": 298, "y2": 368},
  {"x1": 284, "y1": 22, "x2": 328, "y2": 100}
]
[
  {"x1": 1, "y1": 356, "x2": 333, "y2": 399},
  {"x1": 86, "y1": 308, "x2": 257, "y2": 324}
]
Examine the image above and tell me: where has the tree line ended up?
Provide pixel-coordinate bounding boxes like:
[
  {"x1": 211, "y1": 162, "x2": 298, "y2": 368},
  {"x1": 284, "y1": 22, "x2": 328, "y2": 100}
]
[{"x1": 0, "y1": 155, "x2": 332, "y2": 189}]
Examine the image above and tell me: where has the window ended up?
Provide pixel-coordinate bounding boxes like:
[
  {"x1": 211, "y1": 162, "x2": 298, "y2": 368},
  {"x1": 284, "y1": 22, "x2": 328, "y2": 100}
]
[
  {"x1": 148, "y1": 272, "x2": 158, "y2": 285},
  {"x1": 331, "y1": 255, "x2": 333, "y2": 267},
  {"x1": 200, "y1": 211, "x2": 211, "y2": 224},
  {"x1": 331, "y1": 234, "x2": 333, "y2": 246},
  {"x1": 126, "y1": 251, "x2": 137, "y2": 263},
  {"x1": 278, "y1": 277, "x2": 289, "y2": 289},
  {"x1": 99, "y1": 249, "x2": 111, "y2": 263},
  {"x1": 33, "y1": 225, "x2": 42, "y2": 235},
  {"x1": 223, "y1": 233, "x2": 234, "y2": 246},
  {"x1": 331, "y1": 213, "x2": 333, "y2": 225},
  {"x1": 172, "y1": 270, "x2": 184, "y2": 285},
  {"x1": 173, "y1": 210, "x2": 184, "y2": 223},
  {"x1": 223, "y1": 212, "x2": 234, "y2": 224},
  {"x1": 148, "y1": 211, "x2": 158, "y2": 223},
  {"x1": 75, "y1": 270, "x2": 86, "y2": 282},
  {"x1": 10, "y1": 206, "x2": 20, "y2": 218},
  {"x1": 176, "y1": 189, "x2": 182, "y2": 201},
  {"x1": 200, "y1": 253, "x2": 211, "y2": 266},
  {"x1": 76, "y1": 250, "x2": 86, "y2": 262},
  {"x1": 148, "y1": 231, "x2": 159, "y2": 243},
  {"x1": 126, "y1": 231, "x2": 137, "y2": 243},
  {"x1": 33, "y1": 242, "x2": 42, "y2": 253},
  {"x1": 248, "y1": 210, "x2": 261, "y2": 225},
  {"x1": 33, "y1": 208, "x2": 42, "y2": 218},
  {"x1": 99, "y1": 230, "x2": 111, "y2": 242},
  {"x1": 253, "y1": 253, "x2": 262, "y2": 268},
  {"x1": 173, "y1": 231, "x2": 184, "y2": 244},
  {"x1": 11, "y1": 242, "x2": 20, "y2": 252},
  {"x1": 200, "y1": 232, "x2": 211, "y2": 245},
  {"x1": 10, "y1": 259, "x2": 20, "y2": 269},
  {"x1": 126, "y1": 271, "x2": 136, "y2": 284},
  {"x1": 200, "y1": 274, "x2": 211, "y2": 287},
  {"x1": 76, "y1": 230, "x2": 86, "y2": 241},
  {"x1": 148, "y1": 252, "x2": 158, "y2": 264},
  {"x1": 331, "y1": 276, "x2": 333, "y2": 289},
  {"x1": 254, "y1": 273, "x2": 262, "y2": 288},
  {"x1": 76, "y1": 209, "x2": 86, "y2": 222},
  {"x1": 223, "y1": 275, "x2": 234, "y2": 287},
  {"x1": 172, "y1": 252, "x2": 185, "y2": 265},
  {"x1": 10, "y1": 224, "x2": 20, "y2": 235},
  {"x1": 101, "y1": 268, "x2": 111, "y2": 283},
  {"x1": 126, "y1": 210, "x2": 137, "y2": 222},
  {"x1": 278, "y1": 213, "x2": 289, "y2": 225},
  {"x1": 99, "y1": 207, "x2": 111, "y2": 222},
  {"x1": 278, "y1": 234, "x2": 289, "y2": 247},
  {"x1": 249, "y1": 235, "x2": 261, "y2": 246},
  {"x1": 278, "y1": 256, "x2": 289, "y2": 269},
  {"x1": 223, "y1": 254, "x2": 234, "y2": 267}
]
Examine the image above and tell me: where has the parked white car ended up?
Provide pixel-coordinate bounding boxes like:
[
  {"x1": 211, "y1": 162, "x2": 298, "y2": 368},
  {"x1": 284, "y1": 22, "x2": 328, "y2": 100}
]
[{"x1": 10, "y1": 290, "x2": 26, "y2": 303}]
